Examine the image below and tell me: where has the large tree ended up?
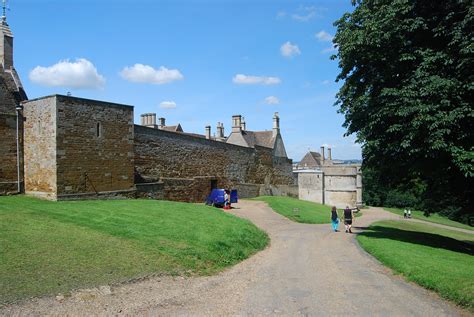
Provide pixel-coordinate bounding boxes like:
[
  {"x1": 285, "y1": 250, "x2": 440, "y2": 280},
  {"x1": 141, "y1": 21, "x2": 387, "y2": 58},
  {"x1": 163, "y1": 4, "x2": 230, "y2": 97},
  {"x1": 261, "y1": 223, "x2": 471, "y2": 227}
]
[{"x1": 333, "y1": 0, "x2": 473, "y2": 220}]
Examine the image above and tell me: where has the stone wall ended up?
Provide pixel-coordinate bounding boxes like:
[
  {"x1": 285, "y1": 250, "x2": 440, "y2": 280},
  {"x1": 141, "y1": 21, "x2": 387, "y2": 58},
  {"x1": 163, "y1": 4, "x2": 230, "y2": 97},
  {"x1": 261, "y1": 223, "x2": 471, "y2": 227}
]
[
  {"x1": 23, "y1": 95, "x2": 135, "y2": 200},
  {"x1": 297, "y1": 165, "x2": 362, "y2": 208},
  {"x1": 0, "y1": 67, "x2": 26, "y2": 195},
  {"x1": 55, "y1": 96, "x2": 135, "y2": 197},
  {"x1": 134, "y1": 125, "x2": 294, "y2": 202},
  {"x1": 23, "y1": 97, "x2": 57, "y2": 199},
  {"x1": 0, "y1": 113, "x2": 19, "y2": 194}
]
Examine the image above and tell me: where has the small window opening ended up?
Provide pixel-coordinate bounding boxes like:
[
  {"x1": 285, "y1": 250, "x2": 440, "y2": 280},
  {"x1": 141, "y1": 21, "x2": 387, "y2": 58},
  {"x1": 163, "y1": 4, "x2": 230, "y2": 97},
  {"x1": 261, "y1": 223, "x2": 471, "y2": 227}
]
[{"x1": 96, "y1": 122, "x2": 102, "y2": 138}]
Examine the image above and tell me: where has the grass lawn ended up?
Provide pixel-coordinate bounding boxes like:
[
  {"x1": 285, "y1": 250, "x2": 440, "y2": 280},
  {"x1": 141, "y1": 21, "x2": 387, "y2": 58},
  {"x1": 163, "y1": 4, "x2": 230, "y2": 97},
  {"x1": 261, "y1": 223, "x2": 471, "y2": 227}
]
[
  {"x1": 384, "y1": 207, "x2": 473, "y2": 231},
  {"x1": 253, "y1": 196, "x2": 332, "y2": 224},
  {"x1": 357, "y1": 220, "x2": 474, "y2": 310},
  {"x1": 0, "y1": 196, "x2": 268, "y2": 304}
]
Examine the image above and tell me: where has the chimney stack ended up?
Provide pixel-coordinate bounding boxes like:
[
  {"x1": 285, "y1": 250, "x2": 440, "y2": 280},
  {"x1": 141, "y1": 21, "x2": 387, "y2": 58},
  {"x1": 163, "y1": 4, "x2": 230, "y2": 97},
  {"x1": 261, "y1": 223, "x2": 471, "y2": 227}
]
[
  {"x1": 328, "y1": 147, "x2": 332, "y2": 160},
  {"x1": 158, "y1": 117, "x2": 166, "y2": 129},
  {"x1": 320, "y1": 145, "x2": 325, "y2": 162},
  {"x1": 241, "y1": 117, "x2": 246, "y2": 131},
  {"x1": 216, "y1": 122, "x2": 225, "y2": 139},
  {"x1": 272, "y1": 112, "x2": 280, "y2": 137},
  {"x1": 140, "y1": 113, "x2": 157, "y2": 128},
  {"x1": 205, "y1": 125, "x2": 211, "y2": 139},
  {"x1": 232, "y1": 115, "x2": 242, "y2": 133}
]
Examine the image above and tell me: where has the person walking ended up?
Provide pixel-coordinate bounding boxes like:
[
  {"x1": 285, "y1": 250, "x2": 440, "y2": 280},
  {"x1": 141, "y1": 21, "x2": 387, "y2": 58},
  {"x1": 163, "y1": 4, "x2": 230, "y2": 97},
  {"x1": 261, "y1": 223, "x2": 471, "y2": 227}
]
[
  {"x1": 343, "y1": 206, "x2": 354, "y2": 233},
  {"x1": 330, "y1": 206, "x2": 339, "y2": 232}
]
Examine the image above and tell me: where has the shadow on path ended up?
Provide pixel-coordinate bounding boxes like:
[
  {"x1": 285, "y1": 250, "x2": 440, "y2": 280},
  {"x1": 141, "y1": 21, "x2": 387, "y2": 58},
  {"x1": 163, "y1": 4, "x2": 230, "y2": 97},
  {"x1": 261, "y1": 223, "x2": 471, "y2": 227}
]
[{"x1": 357, "y1": 225, "x2": 474, "y2": 255}]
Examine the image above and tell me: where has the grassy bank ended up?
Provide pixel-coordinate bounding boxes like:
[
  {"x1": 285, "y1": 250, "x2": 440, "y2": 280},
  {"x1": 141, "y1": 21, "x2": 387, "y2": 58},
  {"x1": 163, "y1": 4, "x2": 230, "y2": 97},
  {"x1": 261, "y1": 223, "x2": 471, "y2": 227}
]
[
  {"x1": 0, "y1": 196, "x2": 268, "y2": 304},
  {"x1": 384, "y1": 207, "x2": 473, "y2": 231},
  {"x1": 357, "y1": 220, "x2": 474, "y2": 310},
  {"x1": 254, "y1": 196, "x2": 332, "y2": 224}
]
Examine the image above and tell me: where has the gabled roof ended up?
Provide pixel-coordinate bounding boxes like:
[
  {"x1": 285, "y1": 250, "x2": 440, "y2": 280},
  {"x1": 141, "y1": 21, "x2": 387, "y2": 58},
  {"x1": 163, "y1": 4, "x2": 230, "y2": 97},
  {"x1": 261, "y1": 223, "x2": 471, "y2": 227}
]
[
  {"x1": 242, "y1": 130, "x2": 275, "y2": 149},
  {"x1": 299, "y1": 151, "x2": 322, "y2": 167},
  {"x1": 161, "y1": 124, "x2": 183, "y2": 132}
]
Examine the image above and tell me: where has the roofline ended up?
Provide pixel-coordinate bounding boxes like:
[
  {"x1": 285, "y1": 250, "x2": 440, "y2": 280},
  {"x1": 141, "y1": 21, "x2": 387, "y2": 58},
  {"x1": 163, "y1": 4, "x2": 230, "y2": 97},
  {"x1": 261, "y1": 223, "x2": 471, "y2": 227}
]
[{"x1": 22, "y1": 94, "x2": 134, "y2": 109}]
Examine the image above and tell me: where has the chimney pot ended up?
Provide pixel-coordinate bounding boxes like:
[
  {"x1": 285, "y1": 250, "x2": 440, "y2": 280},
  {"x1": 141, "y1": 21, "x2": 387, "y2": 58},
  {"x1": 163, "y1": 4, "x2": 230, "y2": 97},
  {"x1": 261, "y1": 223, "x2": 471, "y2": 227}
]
[
  {"x1": 205, "y1": 125, "x2": 211, "y2": 139},
  {"x1": 320, "y1": 146, "x2": 325, "y2": 162}
]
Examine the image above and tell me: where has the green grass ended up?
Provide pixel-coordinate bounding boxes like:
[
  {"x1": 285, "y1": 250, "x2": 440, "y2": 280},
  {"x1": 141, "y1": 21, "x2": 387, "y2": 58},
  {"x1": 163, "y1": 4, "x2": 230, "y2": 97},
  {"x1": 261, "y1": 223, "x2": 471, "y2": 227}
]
[
  {"x1": 0, "y1": 196, "x2": 268, "y2": 304},
  {"x1": 253, "y1": 196, "x2": 333, "y2": 224},
  {"x1": 357, "y1": 220, "x2": 474, "y2": 310},
  {"x1": 385, "y1": 207, "x2": 473, "y2": 231}
]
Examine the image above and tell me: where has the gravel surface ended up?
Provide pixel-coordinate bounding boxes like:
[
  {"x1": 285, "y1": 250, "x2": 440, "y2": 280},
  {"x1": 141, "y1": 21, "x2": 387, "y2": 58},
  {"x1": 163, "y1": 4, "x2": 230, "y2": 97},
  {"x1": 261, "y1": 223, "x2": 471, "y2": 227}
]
[{"x1": 1, "y1": 201, "x2": 470, "y2": 316}]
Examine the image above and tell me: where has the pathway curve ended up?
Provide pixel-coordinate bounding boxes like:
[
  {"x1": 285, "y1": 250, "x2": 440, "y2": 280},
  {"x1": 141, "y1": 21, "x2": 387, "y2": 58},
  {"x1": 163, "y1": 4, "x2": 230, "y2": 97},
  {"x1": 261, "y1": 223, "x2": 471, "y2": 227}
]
[{"x1": 1, "y1": 202, "x2": 469, "y2": 316}]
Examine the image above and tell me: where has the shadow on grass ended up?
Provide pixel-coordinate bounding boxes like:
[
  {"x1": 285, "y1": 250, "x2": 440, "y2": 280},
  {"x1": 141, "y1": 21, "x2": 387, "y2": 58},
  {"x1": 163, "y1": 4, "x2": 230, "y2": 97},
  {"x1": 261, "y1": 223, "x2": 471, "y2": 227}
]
[{"x1": 357, "y1": 225, "x2": 474, "y2": 256}]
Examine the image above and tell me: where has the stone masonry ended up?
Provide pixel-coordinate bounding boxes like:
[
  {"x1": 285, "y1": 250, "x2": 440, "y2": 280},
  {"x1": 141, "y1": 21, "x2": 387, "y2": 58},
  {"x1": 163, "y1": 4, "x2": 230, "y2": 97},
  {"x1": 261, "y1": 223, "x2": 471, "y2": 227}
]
[{"x1": 23, "y1": 95, "x2": 134, "y2": 200}]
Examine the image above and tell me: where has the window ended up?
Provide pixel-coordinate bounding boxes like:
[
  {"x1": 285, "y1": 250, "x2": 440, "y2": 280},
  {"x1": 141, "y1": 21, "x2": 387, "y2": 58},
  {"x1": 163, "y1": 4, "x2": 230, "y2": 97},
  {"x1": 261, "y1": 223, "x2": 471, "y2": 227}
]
[{"x1": 96, "y1": 122, "x2": 102, "y2": 138}]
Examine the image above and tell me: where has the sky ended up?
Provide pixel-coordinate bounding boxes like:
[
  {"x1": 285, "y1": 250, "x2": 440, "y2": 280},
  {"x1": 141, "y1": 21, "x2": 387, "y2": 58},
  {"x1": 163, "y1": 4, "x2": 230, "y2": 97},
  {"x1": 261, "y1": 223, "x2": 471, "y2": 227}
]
[{"x1": 8, "y1": 0, "x2": 361, "y2": 160}]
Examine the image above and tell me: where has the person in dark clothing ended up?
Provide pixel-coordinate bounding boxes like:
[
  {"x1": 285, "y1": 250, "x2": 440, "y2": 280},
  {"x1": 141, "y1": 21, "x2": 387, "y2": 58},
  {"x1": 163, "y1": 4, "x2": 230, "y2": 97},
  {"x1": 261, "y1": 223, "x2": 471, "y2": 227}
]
[
  {"x1": 330, "y1": 206, "x2": 339, "y2": 232},
  {"x1": 343, "y1": 206, "x2": 354, "y2": 233}
]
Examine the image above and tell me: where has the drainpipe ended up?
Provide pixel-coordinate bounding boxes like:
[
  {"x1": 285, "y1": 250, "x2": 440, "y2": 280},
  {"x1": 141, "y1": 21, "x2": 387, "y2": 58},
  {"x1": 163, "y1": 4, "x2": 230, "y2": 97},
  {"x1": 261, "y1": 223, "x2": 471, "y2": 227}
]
[{"x1": 16, "y1": 104, "x2": 23, "y2": 193}]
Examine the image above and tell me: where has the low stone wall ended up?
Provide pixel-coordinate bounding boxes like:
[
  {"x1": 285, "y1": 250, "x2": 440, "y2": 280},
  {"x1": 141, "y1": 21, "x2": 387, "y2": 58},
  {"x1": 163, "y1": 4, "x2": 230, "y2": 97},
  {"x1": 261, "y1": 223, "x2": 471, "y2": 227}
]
[
  {"x1": 135, "y1": 182, "x2": 164, "y2": 200},
  {"x1": 235, "y1": 183, "x2": 261, "y2": 198},
  {"x1": 56, "y1": 189, "x2": 136, "y2": 201}
]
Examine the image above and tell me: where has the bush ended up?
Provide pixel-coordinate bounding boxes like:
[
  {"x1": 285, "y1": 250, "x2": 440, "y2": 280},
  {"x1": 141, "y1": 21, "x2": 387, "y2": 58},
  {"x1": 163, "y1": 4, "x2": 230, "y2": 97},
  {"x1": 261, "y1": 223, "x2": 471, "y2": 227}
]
[{"x1": 385, "y1": 189, "x2": 418, "y2": 209}]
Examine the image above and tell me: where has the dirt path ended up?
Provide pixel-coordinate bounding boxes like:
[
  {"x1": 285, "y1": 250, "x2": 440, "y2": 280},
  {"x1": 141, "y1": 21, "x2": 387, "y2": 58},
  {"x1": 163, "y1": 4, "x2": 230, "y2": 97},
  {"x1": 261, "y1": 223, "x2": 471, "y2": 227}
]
[{"x1": 1, "y1": 201, "x2": 469, "y2": 316}]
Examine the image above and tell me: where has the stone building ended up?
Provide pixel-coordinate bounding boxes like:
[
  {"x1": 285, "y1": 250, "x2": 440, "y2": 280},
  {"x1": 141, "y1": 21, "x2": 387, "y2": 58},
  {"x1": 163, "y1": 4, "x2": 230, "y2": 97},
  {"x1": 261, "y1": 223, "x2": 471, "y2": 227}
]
[
  {"x1": 23, "y1": 95, "x2": 135, "y2": 200},
  {"x1": 0, "y1": 13, "x2": 27, "y2": 195},
  {"x1": 295, "y1": 147, "x2": 362, "y2": 208}
]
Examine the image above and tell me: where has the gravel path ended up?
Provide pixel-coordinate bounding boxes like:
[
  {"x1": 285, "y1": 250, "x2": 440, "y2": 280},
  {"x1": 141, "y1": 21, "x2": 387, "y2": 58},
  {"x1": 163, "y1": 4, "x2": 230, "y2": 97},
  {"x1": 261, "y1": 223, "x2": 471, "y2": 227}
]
[{"x1": 1, "y1": 201, "x2": 470, "y2": 316}]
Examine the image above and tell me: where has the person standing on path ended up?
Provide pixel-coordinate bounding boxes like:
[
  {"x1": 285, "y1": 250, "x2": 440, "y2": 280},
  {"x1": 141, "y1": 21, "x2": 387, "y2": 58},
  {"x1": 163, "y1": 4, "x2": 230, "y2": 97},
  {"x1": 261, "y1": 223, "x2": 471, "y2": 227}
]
[
  {"x1": 343, "y1": 206, "x2": 354, "y2": 233},
  {"x1": 330, "y1": 206, "x2": 339, "y2": 232}
]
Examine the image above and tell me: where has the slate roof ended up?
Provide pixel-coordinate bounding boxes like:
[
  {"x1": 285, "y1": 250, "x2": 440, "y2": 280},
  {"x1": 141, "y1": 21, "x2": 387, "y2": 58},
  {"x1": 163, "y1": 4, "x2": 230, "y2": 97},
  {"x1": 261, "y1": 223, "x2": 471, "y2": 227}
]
[
  {"x1": 242, "y1": 130, "x2": 275, "y2": 149},
  {"x1": 299, "y1": 151, "x2": 322, "y2": 167},
  {"x1": 161, "y1": 124, "x2": 183, "y2": 132}
]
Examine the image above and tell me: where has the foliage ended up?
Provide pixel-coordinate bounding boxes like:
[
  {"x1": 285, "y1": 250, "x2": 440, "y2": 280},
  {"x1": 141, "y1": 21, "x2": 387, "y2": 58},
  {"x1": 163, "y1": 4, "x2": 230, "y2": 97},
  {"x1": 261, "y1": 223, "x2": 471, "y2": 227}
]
[
  {"x1": 0, "y1": 196, "x2": 268, "y2": 304},
  {"x1": 254, "y1": 196, "x2": 332, "y2": 224},
  {"x1": 333, "y1": 0, "x2": 474, "y2": 221},
  {"x1": 357, "y1": 220, "x2": 474, "y2": 310}
]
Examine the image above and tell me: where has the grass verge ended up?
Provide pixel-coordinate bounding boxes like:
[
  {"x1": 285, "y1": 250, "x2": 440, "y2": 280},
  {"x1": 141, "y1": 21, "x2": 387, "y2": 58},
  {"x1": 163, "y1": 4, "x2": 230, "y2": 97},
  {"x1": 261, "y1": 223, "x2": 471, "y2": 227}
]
[
  {"x1": 384, "y1": 207, "x2": 473, "y2": 231},
  {"x1": 357, "y1": 220, "x2": 474, "y2": 310},
  {"x1": 253, "y1": 196, "x2": 332, "y2": 224},
  {"x1": 0, "y1": 196, "x2": 268, "y2": 304}
]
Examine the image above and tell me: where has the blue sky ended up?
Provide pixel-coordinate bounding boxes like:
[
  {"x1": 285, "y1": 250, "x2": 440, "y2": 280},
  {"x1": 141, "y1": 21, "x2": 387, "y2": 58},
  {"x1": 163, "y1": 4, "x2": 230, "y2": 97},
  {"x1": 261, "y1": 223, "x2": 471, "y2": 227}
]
[{"x1": 9, "y1": 0, "x2": 360, "y2": 160}]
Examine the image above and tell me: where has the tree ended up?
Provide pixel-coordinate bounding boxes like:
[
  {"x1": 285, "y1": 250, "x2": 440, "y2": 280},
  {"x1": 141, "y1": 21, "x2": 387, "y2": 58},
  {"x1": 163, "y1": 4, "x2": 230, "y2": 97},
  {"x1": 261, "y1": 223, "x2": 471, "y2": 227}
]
[{"x1": 333, "y1": 0, "x2": 473, "y2": 221}]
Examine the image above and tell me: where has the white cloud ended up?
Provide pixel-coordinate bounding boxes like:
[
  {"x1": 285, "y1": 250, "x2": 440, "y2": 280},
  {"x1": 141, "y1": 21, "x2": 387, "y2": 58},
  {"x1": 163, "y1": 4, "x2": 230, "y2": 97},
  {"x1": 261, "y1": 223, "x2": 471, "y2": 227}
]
[
  {"x1": 29, "y1": 58, "x2": 105, "y2": 89},
  {"x1": 322, "y1": 80, "x2": 330, "y2": 85},
  {"x1": 264, "y1": 96, "x2": 280, "y2": 105},
  {"x1": 280, "y1": 41, "x2": 301, "y2": 58},
  {"x1": 120, "y1": 64, "x2": 183, "y2": 84},
  {"x1": 292, "y1": 6, "x2": 321, "y2": 22},
  {"x1": 232, "y1": 74, "x2": 281, "y2": 85},
  {"x1": 292, "y1": 9, "x2": 315, "y2": 21},
  {"x1": 315, "y1": 30, "x2": 333, "y2": 42},
  {"x1": 276, "y1": 11, "x2": 286, "y2": 18},
  {"x1": 159, "y1": 101, "x2": 177, "y2": 109}
]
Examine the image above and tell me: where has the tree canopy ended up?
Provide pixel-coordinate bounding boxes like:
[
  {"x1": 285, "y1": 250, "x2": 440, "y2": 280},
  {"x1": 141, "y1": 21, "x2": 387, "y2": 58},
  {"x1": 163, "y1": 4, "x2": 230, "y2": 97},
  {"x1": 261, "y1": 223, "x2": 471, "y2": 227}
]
[{"x1": 333, "y1": 0, "x2": 473, "y2": 221}]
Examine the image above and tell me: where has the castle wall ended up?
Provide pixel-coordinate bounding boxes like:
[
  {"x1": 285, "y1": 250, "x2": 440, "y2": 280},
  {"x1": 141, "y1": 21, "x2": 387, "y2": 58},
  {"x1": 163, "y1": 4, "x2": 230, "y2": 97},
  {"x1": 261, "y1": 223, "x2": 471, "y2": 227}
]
[
  {"x1": 23, "y1": 95, "x2": 135, "y2": 200},
  {"x1": 55, "y1": 96, "x2": 134, "y2": 197},
  {"x1": 134, "y1": 125, "x2": 294, "y2": 202},
  {"x1": 297, "y1": 165, "x2": 362, "y2": 208},
  {"x1": 0, "y1": 113, "x2": 19, "y2": 193},
  {"x1": 23, "y1": 97, "x2": 57, "y2": 199},
  {"x1": 0, "y1": 68, "x2": 25, "y2": 194}
]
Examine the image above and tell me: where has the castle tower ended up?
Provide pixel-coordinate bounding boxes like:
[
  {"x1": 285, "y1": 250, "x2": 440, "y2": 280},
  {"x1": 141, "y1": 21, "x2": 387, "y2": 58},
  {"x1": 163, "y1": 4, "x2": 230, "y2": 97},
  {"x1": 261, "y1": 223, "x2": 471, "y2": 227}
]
[{"x1": 0, "y1": 1, "x2": 13, "y2": 70}]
